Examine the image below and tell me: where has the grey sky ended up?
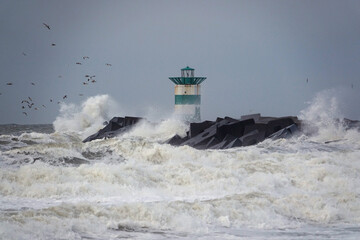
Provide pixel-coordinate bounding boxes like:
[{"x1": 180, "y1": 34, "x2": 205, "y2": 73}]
[{"x1": 1, "y1": 0, "x2": 360, "y2": 124}]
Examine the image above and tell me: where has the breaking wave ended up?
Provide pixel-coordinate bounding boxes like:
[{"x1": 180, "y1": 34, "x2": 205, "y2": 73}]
[{"x1": 53, "y1": 95, "x2": 120, "y2": 138}]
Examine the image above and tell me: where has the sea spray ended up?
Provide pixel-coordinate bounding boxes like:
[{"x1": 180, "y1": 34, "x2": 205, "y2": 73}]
[
  {"x1": 299, "y1": 88, "x2": 360, "y2": 143},
  {"x1": 53, "y1": 95, "x2": 120, "y2": 138}
]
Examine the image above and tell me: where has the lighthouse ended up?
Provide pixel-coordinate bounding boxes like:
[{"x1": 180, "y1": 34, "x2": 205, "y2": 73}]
[{"x1": 169, "y1": 66, "x2": 206, "y2": 122}]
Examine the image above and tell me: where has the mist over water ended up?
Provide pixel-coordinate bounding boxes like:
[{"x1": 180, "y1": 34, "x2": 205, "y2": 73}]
[{"x1": 1, "y1": 91, "x2": 360, "y2": 239}]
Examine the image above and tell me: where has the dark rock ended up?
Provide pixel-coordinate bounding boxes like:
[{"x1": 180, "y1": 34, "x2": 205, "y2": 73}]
[
  {"x1": 83, "y1": 116, "x2": 143, "y2": 142},
  {"x1": 223, "y1": 138, "x2": 243, "y2": 149},
  {"x1": 165, "y1": 134, "x2": 188, "y2": 146},
  {"x1": 181, "y1": 124, "x2": 218, "y2": 149},
  {"x1": 210, "y1": 134, "x2": 237, "y2": 149},
  {"x1": 124, "y1": 116, "x2": 142, "y2": 127},
  {"x1": 268, "y1": 124, "x2": 299, "y2": 140},
  {"x1": 217, "y1": 118, "x2": 255, "y2": 138},
  {"x1": 240, "y1": 129, "x2": 266, "y2": 146},
  {"x1": 189, "y1": 121, "x2": 215, "y2": 138},
  {"x1": 205, "y1": 137, "x2": 221, "y2": 149},
  {"x1": 264, "y1": 117, "x2": 296, "y2": 137}
]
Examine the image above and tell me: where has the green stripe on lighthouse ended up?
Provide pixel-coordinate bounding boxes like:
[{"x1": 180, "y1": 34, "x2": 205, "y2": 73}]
[{"x1": 175, "y1": 95, "x2": 201, "y2": 105}]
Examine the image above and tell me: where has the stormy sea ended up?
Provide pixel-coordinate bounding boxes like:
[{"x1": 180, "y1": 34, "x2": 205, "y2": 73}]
[{"x1": 1, "y1": 94, "x2": 360, "y2": 240}]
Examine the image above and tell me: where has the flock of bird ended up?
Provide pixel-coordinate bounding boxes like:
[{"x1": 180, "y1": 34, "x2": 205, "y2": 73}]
[{"x1": 1, "y1": 22, "x2": 113, "y2": 117}]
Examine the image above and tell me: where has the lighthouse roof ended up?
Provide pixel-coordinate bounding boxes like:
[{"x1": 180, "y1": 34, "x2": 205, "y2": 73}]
[{"x1": 181, "y1": 66, "x2": 194, "y2": 71}]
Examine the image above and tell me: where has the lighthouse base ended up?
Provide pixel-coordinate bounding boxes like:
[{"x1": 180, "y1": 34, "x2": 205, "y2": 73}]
[{"x1": 174, "y1": 105, "x2": 201, "y2": 122}]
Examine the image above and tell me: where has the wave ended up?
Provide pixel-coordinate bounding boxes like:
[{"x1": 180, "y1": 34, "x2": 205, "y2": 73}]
[{"x1": 52, "y1": 95, "x2": 121, "y2": 138}]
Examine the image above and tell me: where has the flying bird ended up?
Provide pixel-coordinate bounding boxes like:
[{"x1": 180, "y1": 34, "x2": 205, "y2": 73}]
[
  {"x1": 85, "y1": 74, "x2": 90, "y2": 78},
  {"x1": 58, "y1": 75, "x2": 62, "y2": 78},
  {"x1": 51, "y1": 43, "x2": 56, "y2": 46},
  {"x1": 83, "y1": 56, "x2": 90, "y2": 60},
  {"x1": 22, "y1": 112, "x2": 27, "y2": 116},
  {"x1": 79, "y1": 94, "x2": 84, "y2": 96},
  {"x1": 34, "y1": 107, "x2": 38, "y2": 110},
  {"x1": 306, "y1": 78, "x2": 308, "y2": 83},
  {"x1": 83, "y1": 82, "x2": 88, "y2": 85},
  {"x1": 6, "y1": 83, "x2": 13, "y2": 85},
  {"x1": 42, "y1": 105, "x2": 46, "y2": 108},
  {"x1": 76, "y1": 62, "x2": 82, "y2": 65},
  {"x1": 351, "y1": 84, "x2": 354, "y2": 89},
  {"x1": 31, "y1": 82, "x2": 35, "y2": 85},
  {"x1": 50, "y1": 99, "x2": 53, "y2": 102},
  {"x1": 43, "y1": 23, "x2": 50, "y2": 30},
  {"x1": 105, "y1": 63, "x2": 112, "y2": 66},
  {"x1": 22, "y1": 52, "x2": 27, "y2": 56},
  {"x1": 28, "y1": 97, "x2": 32, "y2": 102},
  {"x1": 63, "y1": 95, "x2": 67, "y2": 99},
  {"x1": 91, "y1": 79, "x2": 96, "y2": 83}
]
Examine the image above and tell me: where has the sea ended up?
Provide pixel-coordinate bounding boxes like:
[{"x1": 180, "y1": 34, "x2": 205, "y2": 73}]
[{"x1": 1, "y1": 94, "x2": 360, "y2": 239}]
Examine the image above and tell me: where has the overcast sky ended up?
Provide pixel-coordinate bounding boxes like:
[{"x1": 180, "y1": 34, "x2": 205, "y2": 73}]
[{"x1": 1, "y1": 0, "x2": 360, "y2": 124}]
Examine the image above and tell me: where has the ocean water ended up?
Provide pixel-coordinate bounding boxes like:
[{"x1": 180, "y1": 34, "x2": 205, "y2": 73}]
[{"x1": 1, "y1": 95, "x2": 360, "y2": 239}]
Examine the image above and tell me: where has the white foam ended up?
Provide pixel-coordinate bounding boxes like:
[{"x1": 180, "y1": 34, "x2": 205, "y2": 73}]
[
  {"x1": 53, "y1": 95, "x2": 120, "y2": 138},
  {"x1": 121, "y1": 117, "x2": 189, "y2": 142},
  {"x1": 299, "y1": 88, "x2": 360, "y2": 143}
]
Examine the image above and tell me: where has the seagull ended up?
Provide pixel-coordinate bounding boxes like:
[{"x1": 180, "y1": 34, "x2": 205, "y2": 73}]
[
  {"x1": 79, "y1": 94, "x2": 84, "y2": 96},
  {"x1": 43, "y1": 23, "x2": 50, "y2": 30},
  {"x1": 28, "y1": 97, "x2": 32, "y2": 101},
  {"x1": 42, "y1": 105, "x2": 46, "y2": 108},
  {"x1": 6, "y1": 83, "x2": 13, "y2": 85},
  {"x1": 351, "y1": 84, "x2": 354, "y2": 89},
  {"x1": 76, "y1": 62, "x2": 82, "y2": 65},
  {"x1": 83, "y1": 56, "x2": 89, "y2": 60},
  {"x1": 58, "y1": 75, "x2": 62, "y2": 78},
  {"x1": 31, "y1": 82, "x2": 35, "y2": 85},
  {"x1": 306, "y1": 78, "x2": 308, "y2": 83},
  {"x1": 51, "y1": 43, "x2": 56, "y2": 46},
  {"x1": 105, "y1": 63, "x2": 112, "y2": 66},
  {"x1": 63, "y1": 95, "x2": 67, "y2": 99},
  {"x1": 22, "y1": 52, "x2": 27, "y2": 56},
  {"x1": 34, "y1": 107, "x2": 38, "y2": 110},
  {"x1": 85, "y1": 74, "x2": 90, "y2": 78},
  {"x1": 91, "y1": 79, "x2": 96, "y2": 83},
  {"x1": 22, "y1": 112, "x2": 28, "y2": 116},
  {"x1": 22, "y1": 106, "x2": 25, "y2": 109},
  {"x1": 50, "y1": 99, "x2": 53, "y2": 102},
  {"x1": 21, "y1": 100, "x2": 30, "y2": 104},
  {"x1": 83, "y1": 82, "x2": 88, "y2": 85}
]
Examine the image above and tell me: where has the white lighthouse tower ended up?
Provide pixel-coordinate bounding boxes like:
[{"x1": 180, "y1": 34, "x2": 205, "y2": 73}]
[{"x1": 169, "y1": 66, "x2": 206, "y2": 122}]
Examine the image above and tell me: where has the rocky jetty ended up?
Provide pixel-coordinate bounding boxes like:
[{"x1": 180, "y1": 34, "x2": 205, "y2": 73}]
[
  {"x1": 83, "y1": 113, "x2": 360, "y2": 148},
  {"x1": 165, "y1": 114, "x2": 300, "y2": 149},
  {"x1": 83, "y1": 114, "x2": 303, "y2": 149}
]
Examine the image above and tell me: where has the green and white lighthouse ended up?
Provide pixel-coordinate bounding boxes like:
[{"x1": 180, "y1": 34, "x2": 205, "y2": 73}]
[{"x1": 169, "y1": 66, "x2": 206, "y2": 122}]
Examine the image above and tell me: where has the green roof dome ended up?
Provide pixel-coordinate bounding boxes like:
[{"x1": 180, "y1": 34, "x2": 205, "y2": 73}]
[{"x1": 181, "y1": 66, "x2": 194, "y2": 71}]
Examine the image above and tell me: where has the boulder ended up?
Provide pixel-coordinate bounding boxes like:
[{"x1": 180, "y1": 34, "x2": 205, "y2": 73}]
[{"x1": 82, "y1": 116, "x2": 143, "y2": 142}]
